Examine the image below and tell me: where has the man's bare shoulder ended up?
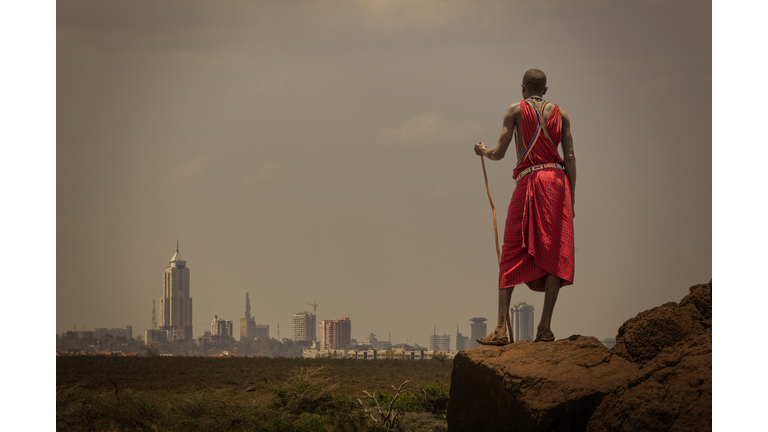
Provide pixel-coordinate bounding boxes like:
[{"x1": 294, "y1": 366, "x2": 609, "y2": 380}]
[
  {"x1": 559, "y1": 107, "x2": 570, "y2": 124},
  {"x1": 507, "y1": 102, "x2": 522, "y2": 113},
  {"x1": 505, "y1": 102, "x2": 522, "y2": 119}
]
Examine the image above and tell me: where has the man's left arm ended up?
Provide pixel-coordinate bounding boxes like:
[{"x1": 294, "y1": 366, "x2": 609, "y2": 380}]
[{"x1": 560, "y1": 109, "x2": 576, "y2": 217}]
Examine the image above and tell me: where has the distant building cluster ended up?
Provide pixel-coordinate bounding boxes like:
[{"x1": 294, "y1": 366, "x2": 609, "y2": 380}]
[
  {"x1": 601, "y1": 338, "x2": 616, "y2": 349},
  {"x1": 145, "y1": 329, "x2": 168, "y2": 345},
  {"x1": 303, "y1": 347, "x2": 457, "y2": 361},
  {"x1": 71, "y1": 327, "x2": 133, "y2": 340},
  {"x1": 57, "y1": 351, "x2": 139, "y2": 357},
  {"x1": 367, "y1": 333, "x2": 392, "y2": 351},
  {"x1": 94, "y1": 326, "x2": 132, "y2": 340},
  {"x1": 448, "y1": 305, "x2": 534, "y2": 350},
  {"x1": 211, "y1": 315, "x2": 233, "y2": 337},
  {"x1": 240, "y1": 293, "x2": 270, "y2": 340}
]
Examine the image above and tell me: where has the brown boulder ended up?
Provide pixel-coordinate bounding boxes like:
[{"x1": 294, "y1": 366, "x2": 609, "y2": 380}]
[
  {"x1": 612, "y1": 282, "x2": 711, "y2": 364},
  {"x1": 679, "y1": 281, "x2": 712, "y2": 325},
  {"x1": 587, "y1": 332, "x2": 712, "y2": 431},
  {"x1": 448, "y1": 336, "x2": 639, "y2": 431},
  {"x1": 447, "y1": 282, "x2": 712, "y2": 432}
]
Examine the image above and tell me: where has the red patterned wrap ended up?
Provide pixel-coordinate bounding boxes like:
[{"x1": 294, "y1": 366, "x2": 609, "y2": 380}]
[{"x1": 498, "y1": 101, "x2": 574, "y2": 292}]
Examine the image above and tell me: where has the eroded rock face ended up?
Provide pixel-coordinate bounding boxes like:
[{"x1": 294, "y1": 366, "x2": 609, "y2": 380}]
[
  {"x1": 587, "y1": 332, "x2": 712, "y2": 432},
  {"x1": 449, "y1": 336, "x2": 639, "y2": 432},
  {"x1": 447, "y1": 282, "x2": 712, "y2": 432},
  {"x1": 612, "y1": 282, "x2": 711, "y2": 364}
]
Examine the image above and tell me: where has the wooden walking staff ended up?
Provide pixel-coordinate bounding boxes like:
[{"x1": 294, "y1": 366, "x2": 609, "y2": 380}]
[{"x1": 479, "y1": 156, "x2": 514, "y2": 342}]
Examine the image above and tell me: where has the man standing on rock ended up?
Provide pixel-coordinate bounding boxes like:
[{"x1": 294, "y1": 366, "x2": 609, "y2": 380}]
[{"x1": 474, "y1": 69, "x2": 576, "y2": 344}]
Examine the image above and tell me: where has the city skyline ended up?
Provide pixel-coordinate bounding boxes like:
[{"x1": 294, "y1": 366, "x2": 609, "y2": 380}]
[
  {"x1": 56, "y1": 1, "x2": 711, "y2": 348},
  {"x1": 57, "y1": 241, "x2": 543, "y2": 347}
]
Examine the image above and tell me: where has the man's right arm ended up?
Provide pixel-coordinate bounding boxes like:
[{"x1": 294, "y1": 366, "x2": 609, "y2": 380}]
[
  {"x1": 560, "y1": 109, "x2": 576, "y2": 217},
  {"x1": 474, "y1": 104, "x2": 519, "y2": 160}
]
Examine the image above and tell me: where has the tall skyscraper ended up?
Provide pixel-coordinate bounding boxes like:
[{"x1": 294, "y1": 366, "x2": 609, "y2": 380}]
[
  {"x1": 292, "y1": 311, "x2": 316, "y2": 345},
  {"x1": 469, "y1": 317, "x2": 487, "y2": 349},
  {"x1": 240, "y1": 293, "x2": 257, "y2": 340},
  {"x1": 319, "y1": 318, "x2": 351, "y2": 350},
  {"x1": 456, "y1": 325, "x2": 468, "y2": 351},
  {"x1": 511, "y1": 302, "x2": 535, "y2": 342},
  {"x1": 160, "y1": 243, "x2": 193, "y2": 340}
]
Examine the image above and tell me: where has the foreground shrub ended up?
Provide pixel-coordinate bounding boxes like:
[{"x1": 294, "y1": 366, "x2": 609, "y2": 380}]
[
  {"x1": 268, "y1": 365, "x2": 380, "y2": 431},
  {"x1": 411, "y1": 382, "x2": 449, "y2": 415},
  {"x1": 365, "y1": 381, "x2": 449, "y2": 416},
  {"x1": 270, "y1": 365, "x2": 336, "y2": 415},
  {"x1": 108, "y1": 390, "x2": 164, "y2": 429},
  {"x1": 57, "y1": 384, "x2": 109, "y2": 431}
]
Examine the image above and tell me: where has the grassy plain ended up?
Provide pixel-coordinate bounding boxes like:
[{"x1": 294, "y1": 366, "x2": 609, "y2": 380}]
[{"x1": 56, "y1": 356, "x2": 452, "y2": 431}]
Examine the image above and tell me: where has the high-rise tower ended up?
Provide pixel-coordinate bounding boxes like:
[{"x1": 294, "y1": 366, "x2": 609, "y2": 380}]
[
  {"x1": 160, "y1": 242, "x2": 193, "y2": 340},
  {"x1": 511, "y1": 302, "x2": 535, "y2": 342},
  {"x1": 456, "y1": 325, "x2": 468, "y2": 351},
  {"x1": 469, "y1": 317, "x2": 487, "y2": 349},
  {"x1": 292, "y1": 311, "x2": 317, "y2": 346},
  {"x1": 319, "y1": 318, "x2": 351, "y2": 350},
  {"x1": 240, "y1": 293, "x2": 257, "y2": 340}
]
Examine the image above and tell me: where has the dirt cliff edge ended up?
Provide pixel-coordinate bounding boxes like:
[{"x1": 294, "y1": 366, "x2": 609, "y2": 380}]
[{"x1": 447, "y1": 282, "x2": 712, "y2": 432}]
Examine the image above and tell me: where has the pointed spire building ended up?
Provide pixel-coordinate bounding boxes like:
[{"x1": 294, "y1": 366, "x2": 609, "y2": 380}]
[{"x1": 160, "y1": 243, "x2": 194, "y2": 340}]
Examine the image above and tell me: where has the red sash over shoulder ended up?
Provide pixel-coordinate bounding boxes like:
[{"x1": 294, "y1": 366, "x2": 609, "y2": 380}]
[{"x1": 498, "y1": 98, "x2": 574, "y2": 292}]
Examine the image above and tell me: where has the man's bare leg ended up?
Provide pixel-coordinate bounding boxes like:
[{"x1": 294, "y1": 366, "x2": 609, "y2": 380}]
[
  {"x1": 497, "y1": 287, "x2": 513, "y2": 339},
  {"x1": 479, "y1": 287, "x2": 513, "y2": 343},
  {"x1": 536, "y1": 274, "x2": 561, "y2": 341}
]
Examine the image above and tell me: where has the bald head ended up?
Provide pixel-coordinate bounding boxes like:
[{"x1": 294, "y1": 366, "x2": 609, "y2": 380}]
[{"x1": 522, "y1": 69, "x2": 547, "y2": 94}]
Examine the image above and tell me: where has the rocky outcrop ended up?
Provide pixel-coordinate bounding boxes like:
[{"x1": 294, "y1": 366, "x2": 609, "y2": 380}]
[{"x1": 448, "y1": 282, "x2": 712, "y2": 432}]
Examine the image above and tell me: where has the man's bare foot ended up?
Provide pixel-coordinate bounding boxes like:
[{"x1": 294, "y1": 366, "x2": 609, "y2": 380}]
[
  {"x1": 534, "y1": 328, "x2": 555, "y2": 343},
  {"x1": 476, "y1": 326, "x2": 512, "y2": 346}
]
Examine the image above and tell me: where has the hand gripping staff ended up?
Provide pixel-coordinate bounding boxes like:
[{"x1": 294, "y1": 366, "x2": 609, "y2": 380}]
[{"x1": 479, "y1": 156, "x2": 514, "y2": 342}]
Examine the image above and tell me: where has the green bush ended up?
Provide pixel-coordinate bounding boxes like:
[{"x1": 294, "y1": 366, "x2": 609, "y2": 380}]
[
  {"x1": 268, "y1": 365, "x2": 378, "y2": 430},
  {"x1": 108, "y1": 390, "x2": 164, "y2": 429},
  {"x1": 368, "y1": 381, "x2": 450, "y2": 415},
  {"x1": 419, "y1": 382, "x2": 450, "y2": 415},
  {"x1": 270, "y1": 366, "x2": 335, "y2": 415},
  {"x1": 56, "y1": 385, "x2": 108, "y2": 431}
]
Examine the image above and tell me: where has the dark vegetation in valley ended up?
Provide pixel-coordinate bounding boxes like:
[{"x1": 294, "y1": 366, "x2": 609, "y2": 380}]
[
  {"x1": 56, "y1": 332, "x2": 305, "y2": 358},
  {"x1": 56, "y1": 356, "x2": 451, "y2": 431}
]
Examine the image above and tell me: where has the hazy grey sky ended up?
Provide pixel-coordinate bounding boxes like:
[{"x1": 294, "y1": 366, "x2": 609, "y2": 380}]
[{"x1": 55, "y1": 0, "x2": 712, "y2": 345}]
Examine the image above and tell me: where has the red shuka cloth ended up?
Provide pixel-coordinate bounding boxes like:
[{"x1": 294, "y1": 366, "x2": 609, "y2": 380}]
[{"x1": 498, "y1": 101, "x2": 575, "y2": 292}]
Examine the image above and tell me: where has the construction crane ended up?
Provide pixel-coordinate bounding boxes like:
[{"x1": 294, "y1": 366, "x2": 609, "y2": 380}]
[{"x1": 307, "y1": 301, "x2": 318, "y2": 315}]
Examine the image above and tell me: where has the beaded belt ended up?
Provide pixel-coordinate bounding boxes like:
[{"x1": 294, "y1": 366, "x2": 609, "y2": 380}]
[{"x1": 515, "y1": 163, "x2": 564, "y2": 181}]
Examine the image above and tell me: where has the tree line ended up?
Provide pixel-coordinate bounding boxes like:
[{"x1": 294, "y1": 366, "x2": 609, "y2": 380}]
[{"x1": 56, "y1": 331, "x2": 304, "y2": 357}]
